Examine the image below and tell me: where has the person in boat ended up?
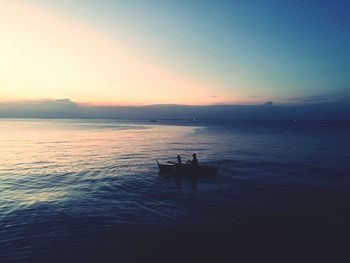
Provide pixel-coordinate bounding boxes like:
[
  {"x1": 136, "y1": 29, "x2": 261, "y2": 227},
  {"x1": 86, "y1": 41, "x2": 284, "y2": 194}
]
[
  {"x1": 177, "y1": 155, "x2": 182, "y2": 166},
  {"x1": 191, "y1": 153, "x2": 198, "y2": 166}
]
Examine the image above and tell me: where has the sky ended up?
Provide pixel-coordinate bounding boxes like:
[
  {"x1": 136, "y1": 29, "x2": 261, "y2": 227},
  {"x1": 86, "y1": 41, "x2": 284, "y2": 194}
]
[{"x1": 1, "y1": 0, "x2": 349, "y2": 106}]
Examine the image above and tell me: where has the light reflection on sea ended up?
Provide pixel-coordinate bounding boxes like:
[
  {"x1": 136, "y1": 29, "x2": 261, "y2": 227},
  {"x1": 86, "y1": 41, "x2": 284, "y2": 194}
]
[{"x1": 0, "y1": 118, "x2": 350, "y2": 262}]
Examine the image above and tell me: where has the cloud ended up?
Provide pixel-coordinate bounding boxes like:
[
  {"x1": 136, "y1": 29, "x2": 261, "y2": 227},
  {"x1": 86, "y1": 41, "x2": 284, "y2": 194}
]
[
  {"x1": 0, "y1": 99, "x2": 79, "y2": 118},
  {"x1": 264, "y1": 101, "x2": 274, "y2": 106},
  {"x1": 286, "y1": 94, "x2": 350, "y2": 104},
  {"x1": 1, "y1": 98, "x2": 350, "y2": 120}
]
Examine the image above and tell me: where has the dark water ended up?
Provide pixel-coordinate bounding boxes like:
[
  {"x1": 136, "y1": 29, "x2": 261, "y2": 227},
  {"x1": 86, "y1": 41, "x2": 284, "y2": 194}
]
[{"x1": 1, "y1": 119, "x2": 350, "y2": 262}]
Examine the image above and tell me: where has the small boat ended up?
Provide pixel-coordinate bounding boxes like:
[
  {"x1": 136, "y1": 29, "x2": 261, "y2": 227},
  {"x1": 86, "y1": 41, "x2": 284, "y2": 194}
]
[{"x1": 156, "y1": 160, "x2": 220, "y2": 176}]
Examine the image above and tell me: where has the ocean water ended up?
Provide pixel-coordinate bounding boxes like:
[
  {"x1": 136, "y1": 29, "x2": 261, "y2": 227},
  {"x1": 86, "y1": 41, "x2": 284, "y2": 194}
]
[{"x1": 1, "y1": 119, "x2": 350, "y2": 262}]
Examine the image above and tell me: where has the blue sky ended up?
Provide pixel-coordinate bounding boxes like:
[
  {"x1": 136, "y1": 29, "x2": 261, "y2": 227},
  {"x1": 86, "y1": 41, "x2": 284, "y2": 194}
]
[{"x1": 1, "y1": 0, "x2": 350, "y2": 105}]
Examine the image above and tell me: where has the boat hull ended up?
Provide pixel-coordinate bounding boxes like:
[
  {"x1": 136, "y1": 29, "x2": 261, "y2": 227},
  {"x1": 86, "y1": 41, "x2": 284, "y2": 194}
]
[{"x1": 157, "y1": 161, "x2": 219, "y2": 176}]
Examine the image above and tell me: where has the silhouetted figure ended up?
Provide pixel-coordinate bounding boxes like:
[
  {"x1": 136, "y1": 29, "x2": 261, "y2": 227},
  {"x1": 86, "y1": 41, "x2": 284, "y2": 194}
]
[
  {"x1": 191, "y1": 153, "x2": 198, "y2": 166},
  {"x1": 177, "y1": 155, "x2": 182, "y2": 165}
]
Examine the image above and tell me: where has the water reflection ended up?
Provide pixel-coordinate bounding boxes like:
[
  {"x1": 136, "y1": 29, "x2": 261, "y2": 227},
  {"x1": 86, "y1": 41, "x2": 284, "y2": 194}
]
[
  {"x1": 1, "y1": 119, "x2": 350, "y2": 262},
  {"x1": 174, "y1": 174, "x2": 197, "y2": 192},
  {"x1": 0, "y1": 119, "x2": 202, "y2": 214},
  {"x1": 16, "y1": 191, "x2": 66, "y2": 206}
]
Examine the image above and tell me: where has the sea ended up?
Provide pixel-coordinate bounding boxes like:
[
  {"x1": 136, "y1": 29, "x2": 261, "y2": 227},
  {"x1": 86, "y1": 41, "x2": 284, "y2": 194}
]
[{"x1": 0, "y1": 118, "x2": 350, "y2": 262}]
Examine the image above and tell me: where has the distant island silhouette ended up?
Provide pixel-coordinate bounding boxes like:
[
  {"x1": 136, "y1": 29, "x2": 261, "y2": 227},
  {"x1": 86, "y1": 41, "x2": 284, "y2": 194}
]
[{"x1": 0, "y1": 99, "x2": 350, "y2": 120}]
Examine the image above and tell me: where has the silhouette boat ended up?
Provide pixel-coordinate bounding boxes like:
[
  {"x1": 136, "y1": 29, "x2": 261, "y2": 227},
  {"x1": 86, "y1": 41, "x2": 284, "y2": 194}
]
[{"x1": 156, "y1": 160, "x2": 220, "y2": 176}]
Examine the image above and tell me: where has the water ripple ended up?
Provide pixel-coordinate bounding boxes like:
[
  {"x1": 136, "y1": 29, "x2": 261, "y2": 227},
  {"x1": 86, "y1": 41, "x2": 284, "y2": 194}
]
[{"x1": 1, "y1": 119, "x2": 350, "y2": 261}]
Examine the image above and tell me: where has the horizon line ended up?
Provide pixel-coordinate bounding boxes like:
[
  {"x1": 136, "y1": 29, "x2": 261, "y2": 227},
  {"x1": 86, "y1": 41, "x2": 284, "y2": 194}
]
[{"x1": 1, "y1": 98, "x2": 350, "y2": 107}]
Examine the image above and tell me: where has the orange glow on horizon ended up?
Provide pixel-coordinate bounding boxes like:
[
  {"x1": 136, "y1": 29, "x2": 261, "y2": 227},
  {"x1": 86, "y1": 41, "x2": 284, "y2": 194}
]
[{"x1": 0, "y1": 1, "x2": 246, "y2": 105}]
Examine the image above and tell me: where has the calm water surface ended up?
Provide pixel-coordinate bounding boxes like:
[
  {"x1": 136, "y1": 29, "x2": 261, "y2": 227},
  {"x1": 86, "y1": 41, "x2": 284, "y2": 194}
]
[{"x1": 1, "y1": 119, "x2": 350, "y2": 262}]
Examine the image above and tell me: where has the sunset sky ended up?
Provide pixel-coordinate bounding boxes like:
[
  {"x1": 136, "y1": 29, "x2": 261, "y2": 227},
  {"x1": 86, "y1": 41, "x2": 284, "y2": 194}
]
[{"x1": 1, "y1": 0, "x2": 349, "y2": 106}]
